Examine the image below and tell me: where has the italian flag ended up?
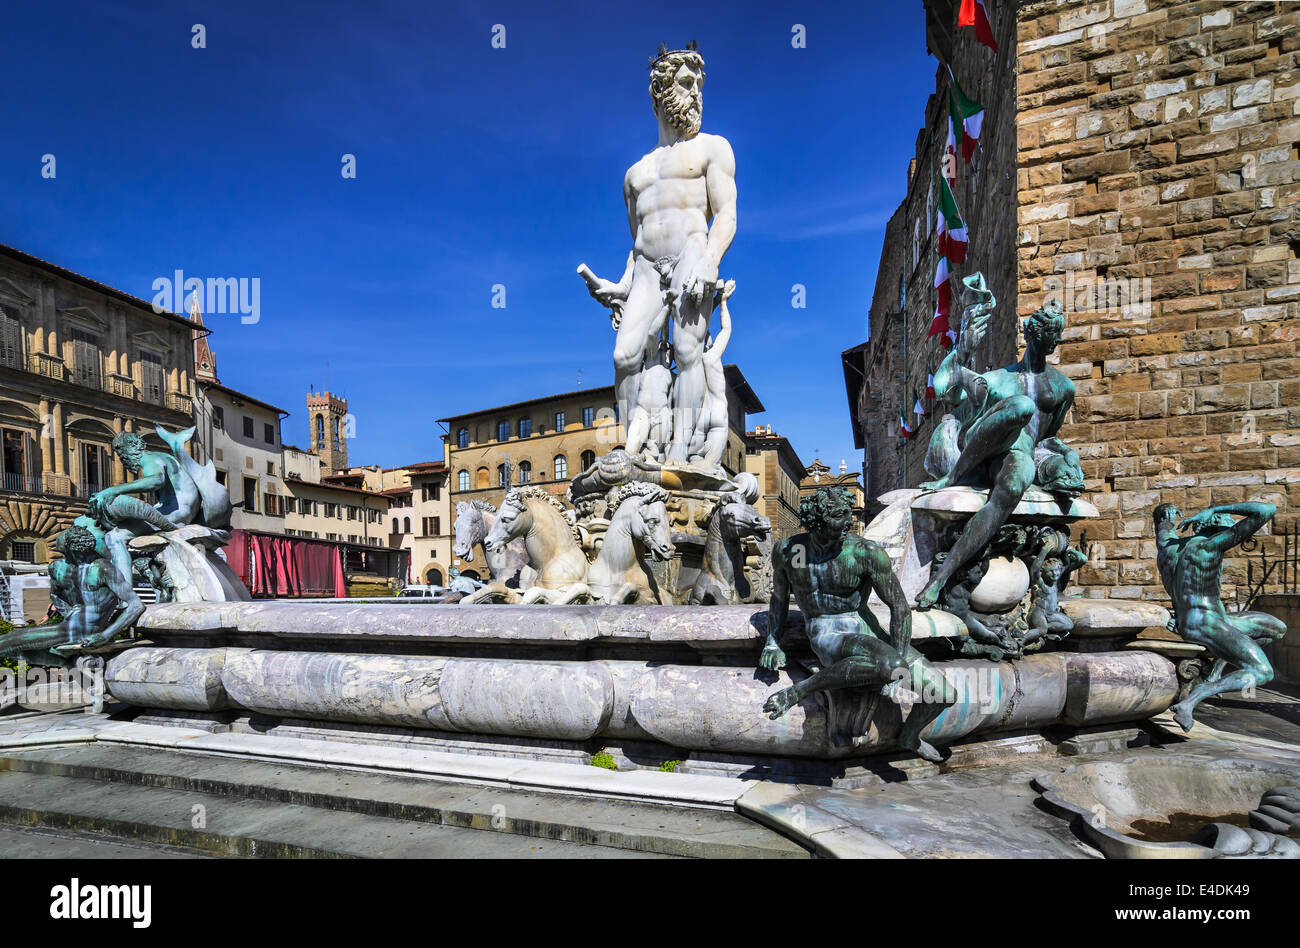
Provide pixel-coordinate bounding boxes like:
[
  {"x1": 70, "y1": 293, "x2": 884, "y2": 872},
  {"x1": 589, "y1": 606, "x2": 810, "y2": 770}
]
[
  {"x1": 913, "y1": 387, "x2": 928, "y2": 420},
  {"x1": 949, "y1": 71, "x2": 984, "y2": 164},
  {"x1": 959, "y1": 0, "x2": 998, "y2": 52},
  {"x1": 929, "y1": 257, "x2": 955, "y2": 347},
  {"x1": 899, "y1": 410, "x2": 913, "y2": 439},
  {"x1": 936, "y1": 175, "x2": 968, "y2": 266}
]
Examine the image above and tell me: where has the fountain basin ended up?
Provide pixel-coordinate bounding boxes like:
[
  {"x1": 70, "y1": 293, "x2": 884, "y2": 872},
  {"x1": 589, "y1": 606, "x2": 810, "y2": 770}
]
[
  {"x1": 1035, "y1": 755, "x2": 1300, "y2": 858},
  {"x1": 105, "y1": 602, "x2": 1179, "y2": 760}
]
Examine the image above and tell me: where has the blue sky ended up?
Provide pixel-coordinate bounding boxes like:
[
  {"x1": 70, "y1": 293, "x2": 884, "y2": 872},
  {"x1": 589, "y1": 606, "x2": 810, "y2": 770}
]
[{"x1": 2, "y1": 0, "x2": 940, "y2": 472}]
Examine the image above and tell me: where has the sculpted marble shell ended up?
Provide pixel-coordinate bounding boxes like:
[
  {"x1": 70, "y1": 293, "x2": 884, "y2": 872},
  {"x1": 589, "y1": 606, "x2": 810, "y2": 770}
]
[{"x1": 969, "y1": 555, "x2": 1031, "y2": 613}]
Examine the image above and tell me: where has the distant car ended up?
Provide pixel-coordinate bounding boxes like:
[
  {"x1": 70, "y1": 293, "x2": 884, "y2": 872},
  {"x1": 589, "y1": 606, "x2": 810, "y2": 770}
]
[{"x1": 397, "y1": 585, "x2": 448, "y2": 599}]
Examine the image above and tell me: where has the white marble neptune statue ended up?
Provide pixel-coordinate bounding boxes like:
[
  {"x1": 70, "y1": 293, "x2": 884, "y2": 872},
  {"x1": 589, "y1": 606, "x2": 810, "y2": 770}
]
[{"x1": 578, "y1": 41, "x2": 738, "y2": 468}]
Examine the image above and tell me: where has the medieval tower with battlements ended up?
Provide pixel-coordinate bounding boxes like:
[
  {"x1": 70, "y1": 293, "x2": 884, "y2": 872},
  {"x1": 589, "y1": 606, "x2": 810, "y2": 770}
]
[{"x1": 307, "y1": 390, "x2": 349, "y2": 474}]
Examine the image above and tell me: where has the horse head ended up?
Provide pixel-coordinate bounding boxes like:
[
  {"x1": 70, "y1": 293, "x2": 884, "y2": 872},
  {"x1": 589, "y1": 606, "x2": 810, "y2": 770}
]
[
  {"x1": 615, "y1": 484, "x2": 675, "y2": 562},
  {"x1": 483, "y1": 493, "x2": 526, "y2": 553},
  {"x1": 718, "y1": 501, "x2": 771, "y2": 544},
  {"x1": 452, "y1": 502, "x2": 479, "y2": 560},
  {"x1": 452, "y1": 499, "x2": 497, "y2": 560}
]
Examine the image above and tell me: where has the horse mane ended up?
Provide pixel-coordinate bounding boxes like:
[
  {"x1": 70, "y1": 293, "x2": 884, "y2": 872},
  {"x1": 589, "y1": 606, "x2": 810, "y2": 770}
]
[
  {"x1": 508, "y1": 485, "x2": 581, "y2": 546},
  {"x1": 471, "y1": 499, "x2": 497, "y2": 513},
  {"x1": 613, "y1": 481, "x2": 669, "y2": 508}
]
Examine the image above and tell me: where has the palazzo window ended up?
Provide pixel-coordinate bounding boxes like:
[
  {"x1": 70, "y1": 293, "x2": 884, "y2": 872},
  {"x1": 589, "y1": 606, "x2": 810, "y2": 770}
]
[
  {"x1": 82, "y1": 443, "x2": 105, "y2": 493},
  {"x1": 1, "y1": 428, "x2": 32, "y2": 492},
  {"x1": 140, "y1": 349, "x2": 165, "y2": 404},
  {"x1": 0, "y1": 307, "x2": 22, "y2": 370},
  {"x1": 69, "y1": 327, "x2": 102, "y2": 391}
]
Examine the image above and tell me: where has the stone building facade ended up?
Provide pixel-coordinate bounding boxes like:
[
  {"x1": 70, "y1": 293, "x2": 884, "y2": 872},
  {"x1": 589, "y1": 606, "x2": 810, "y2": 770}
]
[
  {"x1": 441, "y1": 369, "x2": 764, "y2": 515},
  {"x1": 282, "y1": 446, "x2": 387, "y2": 545},
  {"x1": 0, "y1": 243, "x2": 199, "y2": 562},
  {"x1": 193, "y1": 380, "x2": 290, "y2": 534},
  {"x1": 187, "y1": 300, "x2": 293, "y2": 535},
  {"x1": 743, "y1": 426, "x2": 807, "y2": 543},
  {"x1": 381, "y1": 461, "x2": 452, "y2": 586},
  {"x1": 850, "y1": 0, "x2": 1020, "y2": 515},
  {"x1": 847, "y1": 0, "x2": 1300, "y2": 602},
  {"x1": 441, "y1": 385, "x2": 623, "y2": 517}
]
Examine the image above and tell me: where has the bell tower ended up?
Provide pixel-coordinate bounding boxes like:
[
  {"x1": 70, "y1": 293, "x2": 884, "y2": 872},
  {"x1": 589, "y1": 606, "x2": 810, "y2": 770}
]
[
  {"x1": 307, "y1": 389, "x2": 349, "y2": 474},
  {"x1": 190, "y1": 291, "x2": 219, "y2": 384}
]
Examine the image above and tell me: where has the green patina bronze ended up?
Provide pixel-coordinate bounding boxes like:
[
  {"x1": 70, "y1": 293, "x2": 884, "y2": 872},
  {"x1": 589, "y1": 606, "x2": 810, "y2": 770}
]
[
  {"x1": 1, "y1": 424, "x2": 244, "y2": 667},
  {"x1": 917, "y1": 275, "x2": 1079, "y2": 610},
  {"x1": 0, "y1": 525, "x2": 143, "y2": 667},
  {"x1": 1154, "y1": 501, "x2": 1288, "y2": 731},
  {"x1": 760, "y1": 487, "x2": 957, "y2": 763}
]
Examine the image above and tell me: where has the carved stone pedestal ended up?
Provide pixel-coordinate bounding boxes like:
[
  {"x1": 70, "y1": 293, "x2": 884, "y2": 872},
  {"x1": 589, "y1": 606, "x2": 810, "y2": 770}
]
[
  {"x1": 864, "y1": 486, "x2": 1099, "y2": 659},
  {"x1": 568, "y1": 449, "x2": 768, "y2": 605}
]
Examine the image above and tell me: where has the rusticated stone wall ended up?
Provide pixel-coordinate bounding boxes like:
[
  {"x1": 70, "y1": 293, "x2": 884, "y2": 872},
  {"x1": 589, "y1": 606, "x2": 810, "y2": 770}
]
[{"x1": 1017, "y1": 0, "x2": 1300, "y2": 599}]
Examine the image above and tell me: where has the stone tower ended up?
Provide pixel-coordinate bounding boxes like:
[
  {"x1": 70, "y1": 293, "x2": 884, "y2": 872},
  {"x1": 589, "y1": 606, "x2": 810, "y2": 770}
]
[{"x1": 307, "y1": 390, "x2": 349, "y2": 474}]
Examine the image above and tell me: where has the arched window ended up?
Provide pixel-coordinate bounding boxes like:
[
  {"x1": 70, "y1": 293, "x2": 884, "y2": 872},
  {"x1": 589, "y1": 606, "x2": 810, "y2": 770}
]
[
  {"x1": 518, "y1": 417, "x2": 531, "y2": 438},
  {"x1": 403, "y1": 517, "x2": 411, "y2": 533},
  {"x1": 458, "y1": 469, "x2": 469, "y2": 491},
  {"x1": 497, "y1": 464, "x2": 507, "y2": 487},
  {"x1": 496, "y1": 421, "x2": 509, "y2": 442},
  {"x1": 476, "y1": 467, "x2": 489, "y2": 489},
  {"x1": 457, "y1": 428, "x2": 469, "y2": 449},
  {"x1": 392, "y1": 517, "x2": 399, "y2": 533},
  {"x1": 315, "y1": 414, "x2": 324, "y2": 446},
  {"x1": 580, "y1": 450, "x2": 596, "y2": 471},
  {"x1": 553, "y1": 455, "x2": 567, "y2": 481},
  {"x1": 518, "y1": 461, "x2": 532, "y2": 484}
]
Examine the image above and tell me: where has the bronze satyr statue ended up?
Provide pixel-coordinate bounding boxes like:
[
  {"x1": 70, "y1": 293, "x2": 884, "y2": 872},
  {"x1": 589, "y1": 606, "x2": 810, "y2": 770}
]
[
  {"x1": 759, "y1": 487, "x2": 957, "y2": 763},
  {"x1": 1154, "y1": 501, "x2": 1288, "y2": 731},
  {"x1": 918, "y1": 278, "x2": 1077, "y2": 610}
]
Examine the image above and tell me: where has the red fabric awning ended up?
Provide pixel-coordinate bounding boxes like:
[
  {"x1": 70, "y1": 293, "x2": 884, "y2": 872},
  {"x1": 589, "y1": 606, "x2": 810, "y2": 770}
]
[{"x1": 232, "y1": 530, "x2": 346, "y2": 598}]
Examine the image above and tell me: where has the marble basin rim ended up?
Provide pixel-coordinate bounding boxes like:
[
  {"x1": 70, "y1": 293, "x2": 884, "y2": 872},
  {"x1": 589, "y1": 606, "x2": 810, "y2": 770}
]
[
  {"x1": 1034, "y1": 755, "x2": 1300, "y2": 859},
  {"x1": 909, "y1": 485, "x2": 1100, "y2": 522}
]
